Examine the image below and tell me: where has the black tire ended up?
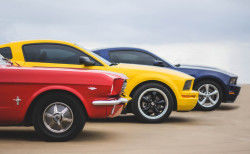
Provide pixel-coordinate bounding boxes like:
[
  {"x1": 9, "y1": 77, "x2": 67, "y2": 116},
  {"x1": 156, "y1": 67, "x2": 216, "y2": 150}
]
[
  {"x1": 131, "y1": 83, "x2": 173, "y2": 123},
  {"x1": 33, "y1": 92, "x2": 86, "y2": 142},
  {"x1": 193, "y1": 80, "x2": 223, "y2": 111}
]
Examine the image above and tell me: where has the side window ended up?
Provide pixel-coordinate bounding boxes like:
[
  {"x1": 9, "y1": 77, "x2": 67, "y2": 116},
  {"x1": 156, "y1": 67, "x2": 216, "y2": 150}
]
[
  {"x1": 110, "y1": 50, "x2": 156, "y2": 66},
  {"x1": 94, "y1": 52, "x2": 101, "y2": 56},
  {"x1": 0, "y1": 47, "x2": 12, "y2": 59},
  {"x1": 22, "y1": 44, "x2": 102, "y2": 65}
]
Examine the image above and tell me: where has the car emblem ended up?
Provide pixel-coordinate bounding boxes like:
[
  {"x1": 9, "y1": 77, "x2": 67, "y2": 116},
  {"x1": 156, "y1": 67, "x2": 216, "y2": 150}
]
[
  {"x1": 88, "y1": 87, "x2": 97, "y2": 91},
  {"x1": 13, "y1": 96, "x2": 21, "y2": 105}
]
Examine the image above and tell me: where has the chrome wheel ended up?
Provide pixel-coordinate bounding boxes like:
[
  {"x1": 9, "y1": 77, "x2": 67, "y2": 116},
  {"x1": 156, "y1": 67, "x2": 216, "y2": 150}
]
[
  {"x1": 43, "y1": 102, "x2": 74, "y2": 133},
  {"x1": 138, "y1": 88, "x2": 169, "y2": 120},
  {"x1": 198, "y1": 84, "x2": 219, "y2": 108}
]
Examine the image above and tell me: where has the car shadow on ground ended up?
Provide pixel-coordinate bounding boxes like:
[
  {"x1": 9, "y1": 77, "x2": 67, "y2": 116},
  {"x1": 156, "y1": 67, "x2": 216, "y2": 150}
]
[
  {"x1": 73, "y1": 130, "x2": 113, "y2": 142},
  {"x1": 192, "y1": 104, "x2": 239, "y2": 111},
  {"x1": 0, "y1": 129, "x2": 39, "y2": 141},
  {"x1": 217, "y1": 105, "x2": 239, "y2": 111},
  {"x1": 88, "y1": 115, "x2": 197, "y2": 124},
  {"x1": 0, "y1": 129, "x2": 111, "y2": 142}
]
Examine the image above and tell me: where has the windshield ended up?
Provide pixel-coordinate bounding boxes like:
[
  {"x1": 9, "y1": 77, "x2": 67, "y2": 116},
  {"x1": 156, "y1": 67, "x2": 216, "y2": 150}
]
[
  {"x1": 160, "y1": 57, "x2": 175, "y2": 67},
  {"x1": 150, "y1": 52, "x2": 175, "y2": 67},
  {"x1": 76, "y1": 44, "x2": 112, "y2": 66},
  {"x1": 0, "y1": 54, "x2": 11, "y2": 65}
]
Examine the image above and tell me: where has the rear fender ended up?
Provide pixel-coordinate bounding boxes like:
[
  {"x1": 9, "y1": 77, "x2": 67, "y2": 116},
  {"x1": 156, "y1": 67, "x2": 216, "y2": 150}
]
[{"x1": 21, "y1": 85, "x2": 88, "y2": 121}]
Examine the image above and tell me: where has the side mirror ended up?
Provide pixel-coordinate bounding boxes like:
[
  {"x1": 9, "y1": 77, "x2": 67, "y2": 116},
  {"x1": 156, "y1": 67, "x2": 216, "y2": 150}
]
[
  {"x1": 154, "y1": 60, "x2": 164, "y2": 67},
  {"x1": 79, "y1": 56, "x2": 95, "y2": 66}
]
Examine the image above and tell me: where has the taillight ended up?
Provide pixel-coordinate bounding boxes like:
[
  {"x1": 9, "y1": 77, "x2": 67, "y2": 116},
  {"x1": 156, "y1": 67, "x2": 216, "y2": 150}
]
[
  {"x1": 111, "y1": 79, "x2": 126, "y2": 95},
  {"x1": 121, "y1": 80, "x2": 127, "y2": 93}
]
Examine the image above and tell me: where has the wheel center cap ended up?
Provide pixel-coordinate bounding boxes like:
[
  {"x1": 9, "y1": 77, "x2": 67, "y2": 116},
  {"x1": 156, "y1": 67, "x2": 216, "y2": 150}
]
[
  {"x1": 151, "y1": 102, "x2": 155, "y2": 106},
  {"x1": 53, "y1": 113, "x2": 62, "y2": 122},
  {"x1": 204, "y1": 92, "x2": 209, "y2": 97}
]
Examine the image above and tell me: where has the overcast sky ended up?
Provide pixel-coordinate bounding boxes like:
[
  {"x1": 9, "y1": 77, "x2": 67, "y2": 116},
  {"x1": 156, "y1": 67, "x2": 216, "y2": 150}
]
[{"x1": 1, "y1": 0, "x2": 250, "y2": 83}]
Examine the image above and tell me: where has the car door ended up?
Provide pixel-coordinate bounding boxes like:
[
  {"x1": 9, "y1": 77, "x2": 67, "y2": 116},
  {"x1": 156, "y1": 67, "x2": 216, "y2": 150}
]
[{"x1": 21, "y1": 43, "x2": 105, "y2": 70}]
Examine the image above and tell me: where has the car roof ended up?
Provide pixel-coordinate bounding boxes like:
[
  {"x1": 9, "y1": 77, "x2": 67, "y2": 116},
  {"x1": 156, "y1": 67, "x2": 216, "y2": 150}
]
[{"x1": 92, "y1": 47, "x2": 150, "y2": 53}]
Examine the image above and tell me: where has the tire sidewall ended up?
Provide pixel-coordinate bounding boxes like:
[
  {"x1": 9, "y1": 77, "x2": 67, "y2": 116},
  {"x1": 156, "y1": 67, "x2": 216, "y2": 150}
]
[
  {"x1": 132, "y1": 83, "x2": 173, "y2": 123},
  {"x1": 33, "y1": 93, "x2": 85, "y2": 141},
  {"x1": 194, "y1": 80, "x2": 223, "y2": 111}
]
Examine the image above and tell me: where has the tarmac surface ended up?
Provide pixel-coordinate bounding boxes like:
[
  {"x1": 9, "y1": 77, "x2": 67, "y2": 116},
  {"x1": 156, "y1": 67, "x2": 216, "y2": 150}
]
[{"x1": 0, "y1": 85, "x2": 249, "y2": 154}]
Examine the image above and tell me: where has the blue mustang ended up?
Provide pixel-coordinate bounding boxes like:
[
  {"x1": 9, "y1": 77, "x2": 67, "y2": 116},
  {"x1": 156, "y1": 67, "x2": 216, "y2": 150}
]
[{"x1": 93, "y1": 47, "x2": 241, "y2": 111}]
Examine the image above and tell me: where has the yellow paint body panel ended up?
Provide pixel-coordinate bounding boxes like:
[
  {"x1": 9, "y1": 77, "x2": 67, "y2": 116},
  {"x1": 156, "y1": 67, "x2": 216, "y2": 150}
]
[{"x1": 0, "y1": 40, "x2": 198, "y2": 111}]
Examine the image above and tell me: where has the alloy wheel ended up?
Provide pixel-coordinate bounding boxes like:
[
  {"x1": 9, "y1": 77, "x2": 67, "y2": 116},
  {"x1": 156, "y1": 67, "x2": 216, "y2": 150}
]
[
  {"x1": 198, "y1": 84, "x2": 219, "y2": 108},
  {"x1": 43, "y1": 102, "x2": 74, "y2": 133},
  {"x1": 138, "y1": 88, "x2": 169, "y2": 120}
]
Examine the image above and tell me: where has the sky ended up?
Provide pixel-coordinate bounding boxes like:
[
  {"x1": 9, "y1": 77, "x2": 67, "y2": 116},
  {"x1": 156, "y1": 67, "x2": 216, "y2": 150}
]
[{"x1": 0, "y1": 0, "x2": 250, "y2": 83}]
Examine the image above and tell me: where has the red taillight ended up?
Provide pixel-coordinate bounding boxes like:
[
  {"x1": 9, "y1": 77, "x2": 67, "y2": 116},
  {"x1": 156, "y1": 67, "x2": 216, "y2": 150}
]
[{"x1": 111, "y1": 79, "x2": 126, "y2": 95}]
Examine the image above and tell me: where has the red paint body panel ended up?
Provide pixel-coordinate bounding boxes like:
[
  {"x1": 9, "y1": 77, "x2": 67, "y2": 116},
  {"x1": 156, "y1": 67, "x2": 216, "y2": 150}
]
[
  {"x1": 0, "y1": 65, "x2": 126, "y2": 125},
  {"x1": 107, "y1": 104, "x2": 124, "y2": 118}
]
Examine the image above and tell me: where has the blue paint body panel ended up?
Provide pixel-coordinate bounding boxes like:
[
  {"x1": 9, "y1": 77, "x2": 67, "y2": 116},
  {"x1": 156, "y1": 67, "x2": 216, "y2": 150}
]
[{"x1": 93, "y1": 47, "x2": 241, "y2": 103}]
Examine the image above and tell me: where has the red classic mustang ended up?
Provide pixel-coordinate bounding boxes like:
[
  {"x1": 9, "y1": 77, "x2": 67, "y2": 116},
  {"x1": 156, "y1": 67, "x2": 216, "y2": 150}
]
[{"x1": 0, "y1": 54, "x2": 128, "y2": 141}]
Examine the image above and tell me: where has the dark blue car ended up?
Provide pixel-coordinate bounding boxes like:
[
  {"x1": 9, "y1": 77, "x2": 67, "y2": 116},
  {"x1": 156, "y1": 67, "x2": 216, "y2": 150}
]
[{"x1": 93, "y1": 47, "x2": 241, "y2": 111}]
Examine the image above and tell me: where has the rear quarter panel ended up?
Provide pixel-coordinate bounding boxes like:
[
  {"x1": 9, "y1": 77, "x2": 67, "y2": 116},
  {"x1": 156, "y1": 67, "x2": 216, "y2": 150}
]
[{"x1": 0, "y1": 67, "x2": 115, "y2": 124}]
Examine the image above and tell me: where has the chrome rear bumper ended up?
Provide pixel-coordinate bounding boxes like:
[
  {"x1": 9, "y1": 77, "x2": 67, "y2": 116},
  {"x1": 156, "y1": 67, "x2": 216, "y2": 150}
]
[{"x1": 92, "y1": 98, "x2": 128, "y2": 106}]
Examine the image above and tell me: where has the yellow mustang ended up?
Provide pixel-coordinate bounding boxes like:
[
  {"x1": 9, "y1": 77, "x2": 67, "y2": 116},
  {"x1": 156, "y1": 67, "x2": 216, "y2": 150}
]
[{"x1": 0, "y1": 40, "x2": 198, "y2": 122}]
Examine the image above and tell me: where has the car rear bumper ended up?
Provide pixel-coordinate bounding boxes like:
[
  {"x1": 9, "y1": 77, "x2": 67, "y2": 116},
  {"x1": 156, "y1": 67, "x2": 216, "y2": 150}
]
[
  {"x1": 92, "y1": 97, "x2": 128, "y2": 118},
  {"x1": 92, "y1": 98, "x2": 128, "y2": 105},
  {"x1": 224, "y1": 85, "x2": 241, "y2": 103},
  {"x1": 107, "y1": 104, "x2": 125, "y2": 118},
  {"x1": 177, "y1": 90, "x2": 199, "y2": 111}
]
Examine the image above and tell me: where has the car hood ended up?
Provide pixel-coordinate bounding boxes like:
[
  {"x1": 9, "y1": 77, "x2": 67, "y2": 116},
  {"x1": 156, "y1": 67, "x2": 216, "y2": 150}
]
[
  {"x1": 177, "y1": 64, "x2": 237, "y2": 77},
  {"x1": 109, "y1": 63, "x2": 194, "y2": 80}
]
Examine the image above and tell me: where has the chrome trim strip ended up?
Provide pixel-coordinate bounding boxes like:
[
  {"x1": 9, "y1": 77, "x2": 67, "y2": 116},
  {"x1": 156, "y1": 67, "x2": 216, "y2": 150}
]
[
  {"x1": 92, "y1": 98, "x2": 128, "y2": 106},
  {"x1": 111, "y1": 105, "x2": 116, "y2": 115}
]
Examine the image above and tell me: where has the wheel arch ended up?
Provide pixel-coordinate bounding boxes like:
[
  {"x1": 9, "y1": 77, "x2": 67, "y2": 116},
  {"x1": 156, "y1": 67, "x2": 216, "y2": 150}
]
[
  {"x1": 23, "y1": 89, "x2": 88, "y2": 126},
  {"x1": 194, "y1": 76, "x2": 227, "y2": 101},
  {"x1": 129, "y1": 80, "x2": 178, "y2": 110}
]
